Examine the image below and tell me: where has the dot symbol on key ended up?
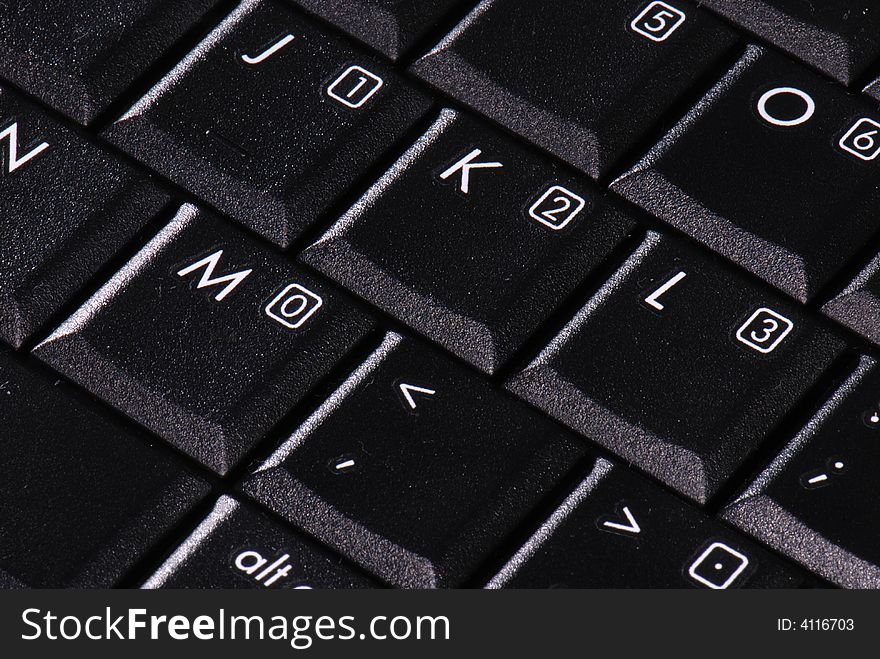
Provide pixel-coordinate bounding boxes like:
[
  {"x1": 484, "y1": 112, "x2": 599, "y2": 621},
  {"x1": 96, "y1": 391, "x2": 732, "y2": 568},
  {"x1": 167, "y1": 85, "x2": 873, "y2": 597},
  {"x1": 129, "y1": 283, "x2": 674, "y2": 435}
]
[{"x1": 863, "y1": 409, "x2": 880, "y2": 429}]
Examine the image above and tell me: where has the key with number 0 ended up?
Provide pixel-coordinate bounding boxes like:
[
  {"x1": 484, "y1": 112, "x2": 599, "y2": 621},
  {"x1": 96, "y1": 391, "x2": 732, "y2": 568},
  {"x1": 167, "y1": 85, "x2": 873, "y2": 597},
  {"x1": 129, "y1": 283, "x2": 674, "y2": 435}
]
[{"x1": 34, "y1": 204, "x2": 375, "y2": 474}]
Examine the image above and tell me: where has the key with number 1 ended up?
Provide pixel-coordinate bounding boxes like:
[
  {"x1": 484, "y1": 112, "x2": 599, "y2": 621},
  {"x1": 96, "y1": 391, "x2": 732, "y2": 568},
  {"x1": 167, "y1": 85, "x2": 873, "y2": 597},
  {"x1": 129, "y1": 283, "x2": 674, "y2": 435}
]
[{"x1": 104, "y1": 0, "x2": 431, "y2": 247}]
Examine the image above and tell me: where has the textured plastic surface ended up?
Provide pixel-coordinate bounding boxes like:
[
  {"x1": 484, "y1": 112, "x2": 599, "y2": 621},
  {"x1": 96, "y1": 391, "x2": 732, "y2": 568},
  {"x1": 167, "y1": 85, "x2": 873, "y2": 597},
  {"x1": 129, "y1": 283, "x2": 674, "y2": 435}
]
[
  {"x1": 290, "y1": 0, "x2": 465, "y2": 60},
  {"x1": 507, "y1": 232, "x2": 844, "y2": 504},
  {"x1": 104, "y1": 0, "x2": 432, "y2": 246},
  {"x1": 613, "y1": 46, "x2": 880, "y2": 303},
  {"x1": 143, "y1": 496, "x2": 377, "y2": 588},
  {"x1": 34, "y1": 204, "x2": 375, "y2": 475},
  {"x1": 489, "y1": 459, "x2": 805, "y2": 588},
  {"x1": 411, "y1": 0, "x2": 737, "y2": 178},
  {"x1": 0, "y1": 87, "x2": 168, "y2": 347},
  {"x1": 0, "y1": 0, "x2": 222, "y2": 123},
  {"x1": 0, "y1": 347, "x2": 208, "y2": 587},
  {"x1": 704, "y1": 0, "x2": 880, "y2": 85},
  {"x1": 303, "y1": 109, "x2": 635, "y2": 373},
  {"x1": 724, "y1": 357, "x2": 880, "y2": 588},
  {"x1": 243, "y1": 333, "x2": 586, "y2": 588}
]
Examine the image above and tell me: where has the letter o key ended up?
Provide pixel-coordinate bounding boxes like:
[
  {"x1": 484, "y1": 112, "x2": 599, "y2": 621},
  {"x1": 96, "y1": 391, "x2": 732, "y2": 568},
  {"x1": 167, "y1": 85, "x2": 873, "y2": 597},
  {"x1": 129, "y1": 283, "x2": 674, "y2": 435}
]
[{"x1": 757, "y1": 87, "x2": 815, "y2": 127}]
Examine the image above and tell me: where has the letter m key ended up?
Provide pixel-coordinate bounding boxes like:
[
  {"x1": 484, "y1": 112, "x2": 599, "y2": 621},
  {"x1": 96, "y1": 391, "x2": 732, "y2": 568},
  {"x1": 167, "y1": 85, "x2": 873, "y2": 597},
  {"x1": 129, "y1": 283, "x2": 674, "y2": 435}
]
[
  {"x1": 176, "y1": 250, "x2": 253, "y2": 301},
  {"x1": 0, "y1": 121, "x2": 49, "y2": 173}
]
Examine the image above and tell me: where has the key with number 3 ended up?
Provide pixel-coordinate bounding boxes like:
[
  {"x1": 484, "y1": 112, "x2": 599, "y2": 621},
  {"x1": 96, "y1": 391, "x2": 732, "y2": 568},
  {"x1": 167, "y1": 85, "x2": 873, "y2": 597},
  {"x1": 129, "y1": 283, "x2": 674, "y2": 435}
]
[{"x1": 507, "y1": 231, "x2": 844, "y2": 504}]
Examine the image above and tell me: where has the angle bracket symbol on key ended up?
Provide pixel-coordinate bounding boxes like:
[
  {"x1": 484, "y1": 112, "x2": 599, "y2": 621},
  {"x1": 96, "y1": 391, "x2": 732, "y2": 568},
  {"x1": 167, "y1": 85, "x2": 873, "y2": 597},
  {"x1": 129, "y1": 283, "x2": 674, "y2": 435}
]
[
  {"x1": 598, "y1": 506, "x2": 641, "y2": 537},
  {"x1": 398, "y1": 383, "x2": 436, "y2": 410}
]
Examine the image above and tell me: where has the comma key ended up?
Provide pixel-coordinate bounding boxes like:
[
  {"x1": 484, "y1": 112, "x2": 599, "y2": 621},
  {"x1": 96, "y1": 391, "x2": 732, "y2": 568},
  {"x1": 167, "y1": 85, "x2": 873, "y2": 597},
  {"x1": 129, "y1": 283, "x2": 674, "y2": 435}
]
[{"x1": 243, "y1": 333, "x2": 586, "y2": 587}]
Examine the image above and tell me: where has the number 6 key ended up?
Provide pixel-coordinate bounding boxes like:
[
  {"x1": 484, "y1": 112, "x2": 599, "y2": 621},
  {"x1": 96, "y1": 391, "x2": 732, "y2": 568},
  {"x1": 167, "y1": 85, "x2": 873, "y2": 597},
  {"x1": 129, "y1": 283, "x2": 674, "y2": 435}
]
[{"x1": 612, "y1": 46, "x2": 880, "y2": 303}]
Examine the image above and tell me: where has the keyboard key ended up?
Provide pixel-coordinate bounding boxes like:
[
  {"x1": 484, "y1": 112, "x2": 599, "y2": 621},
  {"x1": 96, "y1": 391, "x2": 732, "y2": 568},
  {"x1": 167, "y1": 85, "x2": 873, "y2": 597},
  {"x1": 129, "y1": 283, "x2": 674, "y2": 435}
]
[
  {"x1": 823, "y1": 252, "x2": 880, "y2": 345},
  {"x1": 612, "y1": 46, "x2": 880, "y2": 303},
  {"x1": 704, "y1": 0, "x2": 880, "y2": 86},
  {"x1": 723, "y1": 356, "x2": 880, "y2": 588},
  {"x1": 865, "y1": 76, "x2": 880, "y2": 102},
  {"x1": 0, "y1": 87, "x2": 169, "y2": 348},
  {"x1": 242, "y1": 333, "x2": 586, "y2": 588},
  {"x1": 104, "y1": 0, "x2": 432, "y2": 247},
  {"x1": 506, "y1": 231, "x2": 844, "y2": 504},
  {"x1": 488, "y1": 458, "x2": 805, "y2": 588},
  {"x1": 303, "y1": 109, "x2": 635, "y2": 373},
  {"x1": 0, "y1": 0, "x2": 222, "y2": 124},
  {"x1": 411, "y1": 0, "x2": 737, "y2": 178},
  {"x1": 34, "y1": 204, "x2": 374, "y2": 475},
  {"x1": 0, "y1": 348, "x2": 208, "y2": 587},
  {"x1": 142, "y1": 496, "x2": 377, "y2": 588},
  {"x1": 290, "y1": 0, "x2": 465, "y2": 60}
]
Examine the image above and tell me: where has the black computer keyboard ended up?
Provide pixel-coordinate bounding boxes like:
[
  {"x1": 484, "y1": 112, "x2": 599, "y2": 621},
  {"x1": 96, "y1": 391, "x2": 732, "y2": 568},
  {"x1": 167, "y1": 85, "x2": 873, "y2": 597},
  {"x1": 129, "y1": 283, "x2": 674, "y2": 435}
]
[{"x1": 2, "y1": 0, "x2": 880, "y2": 590}]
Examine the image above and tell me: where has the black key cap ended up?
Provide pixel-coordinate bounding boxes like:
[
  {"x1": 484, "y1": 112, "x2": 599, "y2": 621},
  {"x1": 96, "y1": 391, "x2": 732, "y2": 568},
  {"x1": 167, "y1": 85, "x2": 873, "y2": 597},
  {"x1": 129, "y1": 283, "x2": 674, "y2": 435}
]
[
  {"x1": 488, "y1": 458, "x2": 804, "y2": 588},
  {"x1": 507, "y1": 231, "x2": 844, "y2": 504},
  {"x1": 704, "y1": 0, "x2": 880, "y2": 86},
  {"x1": 0, "y1": 348, "x2": 208, "y2": 587},
  {"x1": 864, "y1": 76, "x2": 880, "y2": 102},
  {"x1": 612, "y1": 46, "x2": 880, "y2": 303},
  {"x1": 303, "y1": 109, "x2": 635, "y2": 373},
  {"x1": 0, "y1": 87, "x2": 169, "y2": 348},
  {"x1": 290, "y1": 0, "x2": 467, "y2": 60},
  {"x1": 33, "y1": 204, "x2": 374, "y2": 475},
  {"x1": 104, "y1": 0, "x2": 432, "y2": 247},
  {"x1": 242, "y1": 333, "x2": 586, "y2": 588},
  {"x1": 411, "y1": 0, "x2": 737, "y2": 178},
  {"x1": 0, "y1": 0, "x2": 222, "y2": 124},
  {"x1": 823, "y1": 252, "x2": 880, "y2": 345},
  {"x1": 142, "y1": 496, "x2": 377, "y2": 588},
  {"x1": 723, "y1": 356, "x2": 880, "y2": 588}
]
